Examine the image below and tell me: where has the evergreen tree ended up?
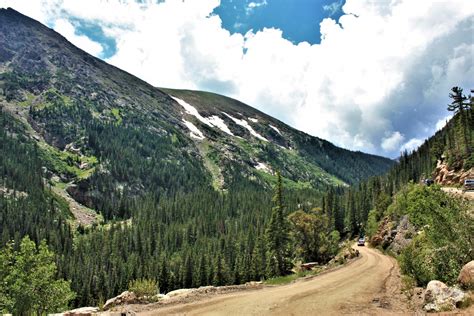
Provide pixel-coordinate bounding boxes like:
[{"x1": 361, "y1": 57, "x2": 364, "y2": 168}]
[{"x1": 265, "y1": 171, "x2": 292, "y2": 277}]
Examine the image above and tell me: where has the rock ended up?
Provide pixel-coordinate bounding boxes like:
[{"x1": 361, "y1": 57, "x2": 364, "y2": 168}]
[
  {"x1": 63, "y1": 307, "x2": 99, "y2": 315},
  {"x1": 103, "y1": 291, "x2": 137, "y2": 311},
  {"x1": 389, "y1": 215, "x2": 416, "y2": 255},
  {"x1": 458, "y1": 260, "x2": 474, "y2": 289},
  {"x1": 166, "y1": 288, "x2": 195, "y2": 298},
  {"x1": 300, "y1": 262, "x2": 318, "y2": 270},
  {"x1": 155, "y1": 293, "x2": 170, "y2": 300},
  {"x1": 423, "y1": 280, "x2": 466, "y2": 312},
  {"x1": 370, "y1": 217, "x2": 394, "y2": 248}
]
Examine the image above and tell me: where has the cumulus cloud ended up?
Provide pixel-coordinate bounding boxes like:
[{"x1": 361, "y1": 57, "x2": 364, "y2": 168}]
[
  {"x1": 381, "y1": 131, "x2": 404, "y2": 152},
  {"x1": 400, "y1": 138, "x2": 424, "y2": 153},
  {"x1": 1, "y1": 0, "x2": 473, "y2": 158}
]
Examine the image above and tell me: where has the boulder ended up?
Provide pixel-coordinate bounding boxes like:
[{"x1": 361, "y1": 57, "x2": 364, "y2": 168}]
[
  {"x1": 103, "y1": 291, "x2": 137, "y2": 311},
  {"x1": 389, "y1": 215, "x2": 416, "y2": 255},
  {"x1": 63, "y1": 307, "x2": 99, "y2": 315},
  {"x1": 423, "y1": 280, "x2": 466, "y2": 312},
  {"x1": 458, "y1": 260, "x2": 474, "y2": 289},
  {"x1": 370, "y1": 217, "x2": 394, "y2": 248},
  {"x1": 166, "y1": 288, "x2": 196, "y2": 298},
  {"x1": 155, "y1": 293, "x2": 170, "y2": 300}
]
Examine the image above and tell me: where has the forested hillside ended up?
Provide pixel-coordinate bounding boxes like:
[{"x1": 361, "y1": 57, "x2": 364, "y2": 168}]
[
  {"x1": 320, "y1": 87, "x2": 473, "y2": 298},
  {"x1": 321, "y1": 86, "x2": 473, "y2": 238}
]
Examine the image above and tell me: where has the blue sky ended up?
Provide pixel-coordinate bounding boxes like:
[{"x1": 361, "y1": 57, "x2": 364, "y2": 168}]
[
  {"x1": 214, "y1": 0, "x2": 344, "y2": 45},
  {"x1": 0, "y1": 0, "x2": 473, "y2": 158},
  {"x1": 48, "y1": 0, "x2": 345, "y2": 59}
]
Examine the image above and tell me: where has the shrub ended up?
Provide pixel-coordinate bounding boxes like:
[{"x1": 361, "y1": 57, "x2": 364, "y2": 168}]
[
  {"x1": 128, "y1": 278, "x2": 158, "y2": 298},
  {"x1": 397, "y1": 184, "x2": 474, "y2": 286}
]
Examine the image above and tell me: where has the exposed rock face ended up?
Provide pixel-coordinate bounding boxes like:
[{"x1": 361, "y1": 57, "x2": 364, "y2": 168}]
[
  {"x1": 370, "y1": 217, "x2": 396, "y2": 249},
  {"x1": 389, "y1": 215, "x2": 416, "y2": 255},
  {"x1": 433, "y1": 160, "x2": 473, "y2": 186},
  {"x1": 423, "y1": 280, "x2": 466, "y2": 312},
  {"x1": 103, "y1": 291, "x2": 137, "y2": 311},
  {"x1": 458, "y1": 260, "x2": 474, "y2": 289}
]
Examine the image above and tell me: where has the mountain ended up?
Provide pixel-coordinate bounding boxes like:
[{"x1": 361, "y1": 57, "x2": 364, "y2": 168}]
[
  {"x1": 0, "y1": 8, "x2": 395, "y2": 307},
  {"x1": 0, "y1": 8, "x2": 392, "y2": 214}
]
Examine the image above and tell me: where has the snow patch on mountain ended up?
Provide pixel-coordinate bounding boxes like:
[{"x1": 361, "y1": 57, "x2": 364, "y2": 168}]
[
  {"x1": 207, "y1": 115, "x2": 234, "y2": 136},
  {"x1": 248, "y1": 117, "x2": 258, "y2": 123},
  {"x1": 183, "y1": 119, "x2": 205, "y2": 140},
  {"x1": 223, "y1": 112, "x2": 268, "y2": 142},
  {"x1": 172, "y1": 96, "x2": 212, "y2": 127},
  {"x1": 173, "y1": 96, "x2": 236, "y2": 136},
  {"x1": 269, "y1": 125, "x2": 282, "y2": 135}
]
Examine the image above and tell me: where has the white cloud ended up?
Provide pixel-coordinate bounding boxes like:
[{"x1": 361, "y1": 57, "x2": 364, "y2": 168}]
[
  {"x1": 248, "y1": 1, "x2": 267, "y2": 8},
  {"x1": 400, "y1": 138, "x2": 424, "y2": 153},
  {"x1": 381, "y1": 131, "x2": 404, "y2": 152},
  {"x1": 435, "y1": 114, "x2": 453, "y2": 131},
  {"x1": 323, "y1": 0, "x2": 343, "y2": 17},
  {"x1": 54, "y1": 19, "x2": 103, "y2": 57},
  {"x1": 1, "y1": 0, "x2": 473, "y2": 158}
]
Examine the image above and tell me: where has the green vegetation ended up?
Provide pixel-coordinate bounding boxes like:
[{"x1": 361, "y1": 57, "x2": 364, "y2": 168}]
[
  {"x1": 265, "y1": 171, "x2": 292, "y2": 277},
  {"x1": 288, "y1": 208, "x2": 340, "y2": 263},
  {"x1": 128, "y1": 278, "x2": 158, "y2": 298},
  {"x1": 39, "y1": 141, "x2": 97, "y2": 180},
  {"x1": 110, "y1": 108, "x2": 122, "y2": 124},
  {"x1": 0, "y1": 236, "x2": 75, "y2": 315},
  {"x1": 395, "y1": 184, "x2": 473, "y2": 286}
]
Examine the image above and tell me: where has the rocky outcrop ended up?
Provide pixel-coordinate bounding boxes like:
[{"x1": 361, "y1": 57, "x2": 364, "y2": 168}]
[
  {"x1": 388, "y1": 215, "x2": 416, "y2": 255},
  {"x1": 458, "y1": 260, "x2": 474, "y2": 289},
  {"x1": 433, "y1": 160, "x2": 473, "y2": 186},
  {"x1": 331, "y1": 247, "x2": 359, "y2": 265},
  {"x1": 423, "y1": 280, "x2": 466, "y2": 312},
  {"x1": 103, "y1": 291, "x2": 137, "y2": 311},
  {"x1": 370, "y1": 217, "x2": 396, "y2": 249}
]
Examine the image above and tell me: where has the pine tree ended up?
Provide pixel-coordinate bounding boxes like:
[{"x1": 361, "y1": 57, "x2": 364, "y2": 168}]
[{"x1": 265, "y1": 171, "x2": 292, "y2": 277}]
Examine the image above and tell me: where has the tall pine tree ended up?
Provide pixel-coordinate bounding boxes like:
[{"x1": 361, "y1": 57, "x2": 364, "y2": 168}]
[{"x1": 265, "y1": 171, "x2": 292, "y2": 277}]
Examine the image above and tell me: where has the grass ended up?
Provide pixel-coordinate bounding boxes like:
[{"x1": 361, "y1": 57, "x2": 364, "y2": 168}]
[
  {"x1": 264, "y1": 269, "x2": 322, "y2": 286},
  {"x1": 39, "y1": 142, "x2": 98, "y2": 180},
  {"x1": 17, "y1": 92, "x2": 35, "y2": 107},
  {"x1": 111, "y1": 108, "x2": 123, "y2": 124},
  {"x1": 255, "y1": 170, "x2": 312, "y2": 190},
  {"x1": 197, "y1": 141, "x2": 224, "y2": 191},
  {"x1": 264, "y1": 274, "x2": 300, "y2": 285}
]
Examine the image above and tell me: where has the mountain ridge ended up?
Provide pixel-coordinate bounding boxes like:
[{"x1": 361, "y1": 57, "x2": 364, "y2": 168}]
[{"x1": 0, "y1": 7, "x2": 394, "y2": 205}]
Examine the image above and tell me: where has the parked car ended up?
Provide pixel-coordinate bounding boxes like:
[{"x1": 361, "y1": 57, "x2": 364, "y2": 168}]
[
  {"x1": 357, "y1": 237, "x2": 365, "y2": 246},
  {"x1": 423, "y1": 179, "x2": 434, "y2": 186},
  {"x1": 464, "y1": 179, "x2": 474, "y2": 191}
]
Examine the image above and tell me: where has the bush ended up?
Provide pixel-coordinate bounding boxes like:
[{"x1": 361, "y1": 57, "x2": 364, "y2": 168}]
[
  {"x1": 128, "y1": 278, "x2": 158, "y2": 298},
  {"x1": 397, "y1": 184, "x2": 474, "y2": 286}
]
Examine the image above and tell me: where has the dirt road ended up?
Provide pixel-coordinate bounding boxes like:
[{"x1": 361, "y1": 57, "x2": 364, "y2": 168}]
[
  {"x1": 441, "y1": 187, "x2": 474, "y2": 201},
  {"x1": 139, "y1": 246, "x2": 409, "y2": 316}
]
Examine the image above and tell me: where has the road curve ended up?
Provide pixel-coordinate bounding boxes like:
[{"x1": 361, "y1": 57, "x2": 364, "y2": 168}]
[{"x1": 139, "y1": 246, "x2": 406, "y2": 316}]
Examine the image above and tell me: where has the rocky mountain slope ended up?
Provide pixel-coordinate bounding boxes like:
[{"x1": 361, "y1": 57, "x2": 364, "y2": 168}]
[{"x1": 0, "y1": 7, "x2": 392, "y2": 220}]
